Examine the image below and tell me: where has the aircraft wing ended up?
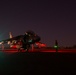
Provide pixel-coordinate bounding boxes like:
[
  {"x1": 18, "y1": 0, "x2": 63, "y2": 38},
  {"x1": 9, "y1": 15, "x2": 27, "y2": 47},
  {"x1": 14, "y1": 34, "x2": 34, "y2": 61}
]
[{"x1": 0, "y1": 35, "x2": 23, "y2": 44}]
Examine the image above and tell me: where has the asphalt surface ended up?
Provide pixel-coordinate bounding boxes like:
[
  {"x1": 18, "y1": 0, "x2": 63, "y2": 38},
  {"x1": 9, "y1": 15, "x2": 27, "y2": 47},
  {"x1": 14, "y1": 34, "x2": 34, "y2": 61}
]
[{"x1": 0, "y1": 49, "x2": 76, "y2": 75}]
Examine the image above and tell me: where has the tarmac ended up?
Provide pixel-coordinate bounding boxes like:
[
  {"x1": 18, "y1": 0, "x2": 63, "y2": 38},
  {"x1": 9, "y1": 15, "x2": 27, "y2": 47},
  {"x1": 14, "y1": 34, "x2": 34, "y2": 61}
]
[{"x1": 0, "y1": 49, "x2": 76, "y2": 75}]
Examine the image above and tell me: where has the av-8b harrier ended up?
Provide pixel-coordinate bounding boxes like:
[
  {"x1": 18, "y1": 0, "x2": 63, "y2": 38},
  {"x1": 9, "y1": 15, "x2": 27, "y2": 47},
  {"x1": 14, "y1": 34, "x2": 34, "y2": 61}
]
[{"x1": 0, "y1": 30, "x2": 41, "y2": 52}]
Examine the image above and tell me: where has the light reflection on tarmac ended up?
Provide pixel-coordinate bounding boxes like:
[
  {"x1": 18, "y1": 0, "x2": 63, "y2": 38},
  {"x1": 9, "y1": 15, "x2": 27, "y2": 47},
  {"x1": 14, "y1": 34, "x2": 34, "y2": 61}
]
[{"x1": 0, "y1": 49, "x2": 76, "y2": 53}]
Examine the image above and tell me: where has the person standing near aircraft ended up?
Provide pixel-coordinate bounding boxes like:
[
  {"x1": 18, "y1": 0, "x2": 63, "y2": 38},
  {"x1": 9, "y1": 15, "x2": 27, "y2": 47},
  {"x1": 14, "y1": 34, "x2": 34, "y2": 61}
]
[{"x1": 54, "y1": 40, "x2": 58, "y2": 52}]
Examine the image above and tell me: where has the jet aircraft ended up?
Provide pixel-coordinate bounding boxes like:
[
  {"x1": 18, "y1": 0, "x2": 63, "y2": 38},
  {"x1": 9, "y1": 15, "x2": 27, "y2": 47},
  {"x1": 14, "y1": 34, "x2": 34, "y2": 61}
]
[
  {"x1": 8, "y1": 31, "x2": 46, "y2": 49},
  {"x1": 0, "y1": 30, "x2": 41, "y2": 52}
]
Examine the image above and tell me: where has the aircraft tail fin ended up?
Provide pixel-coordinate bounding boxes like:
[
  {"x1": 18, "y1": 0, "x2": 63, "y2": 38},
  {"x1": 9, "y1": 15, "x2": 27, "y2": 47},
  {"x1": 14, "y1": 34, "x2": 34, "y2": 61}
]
[
  {"x1": 9, "y1": 32, "x2": 13, "y2": 38},
  {"x1": 8, "y1": 32, "x2": 13, "y2": 44}
]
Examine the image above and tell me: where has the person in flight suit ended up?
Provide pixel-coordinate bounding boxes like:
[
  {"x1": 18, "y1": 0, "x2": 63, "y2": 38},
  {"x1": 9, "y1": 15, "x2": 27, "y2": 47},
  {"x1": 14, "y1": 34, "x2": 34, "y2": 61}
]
[{"x1": 54, "y1": 40, "x2": 58, "y2": 52}]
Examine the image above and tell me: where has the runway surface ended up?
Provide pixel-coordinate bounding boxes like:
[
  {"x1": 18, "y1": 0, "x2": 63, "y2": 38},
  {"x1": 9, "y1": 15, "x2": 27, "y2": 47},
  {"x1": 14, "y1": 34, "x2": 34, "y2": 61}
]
[
  {"x1": 0, "y1": 48, "x2": 76, "y2": 53},
  {"x1": 0, "y1": 49, "x2": 76, "y2": 75}
]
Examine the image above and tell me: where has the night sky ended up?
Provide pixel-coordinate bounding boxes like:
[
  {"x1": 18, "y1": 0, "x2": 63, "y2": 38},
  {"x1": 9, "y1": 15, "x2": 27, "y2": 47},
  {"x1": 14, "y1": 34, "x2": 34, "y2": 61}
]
[{"x1": 0, "y1": 0, "x2": 76, "y2": 47}]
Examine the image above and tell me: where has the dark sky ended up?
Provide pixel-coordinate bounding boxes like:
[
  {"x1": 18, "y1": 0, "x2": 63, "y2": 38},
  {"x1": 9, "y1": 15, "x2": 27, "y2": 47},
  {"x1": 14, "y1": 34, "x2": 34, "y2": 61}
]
[{"x1": 0, "y1": 0, "x2": 76, "y2": 47}]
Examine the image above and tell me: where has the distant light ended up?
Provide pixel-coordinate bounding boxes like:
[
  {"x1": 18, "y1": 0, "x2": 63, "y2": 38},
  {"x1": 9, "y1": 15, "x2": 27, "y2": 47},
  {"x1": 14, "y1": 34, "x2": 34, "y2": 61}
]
[
  {"x1": 28, "y1": 39, "x2": 32, "y2": 42},
  {"x1": 54, "y1": 45, "x2": 58, "y2": 48}
]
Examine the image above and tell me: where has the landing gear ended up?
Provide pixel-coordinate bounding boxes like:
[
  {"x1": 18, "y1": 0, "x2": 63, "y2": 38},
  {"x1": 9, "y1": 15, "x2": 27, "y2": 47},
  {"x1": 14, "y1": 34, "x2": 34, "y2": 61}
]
[
  {"x1": 25, "y1": 49, "x2": 28, "y2": 52},
  {"x1": 22, "y1": 44, "x2": 30, "y2": 52},
  {"x1": 17, "y1": 48, "x2": 22, "y2": 52}
]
